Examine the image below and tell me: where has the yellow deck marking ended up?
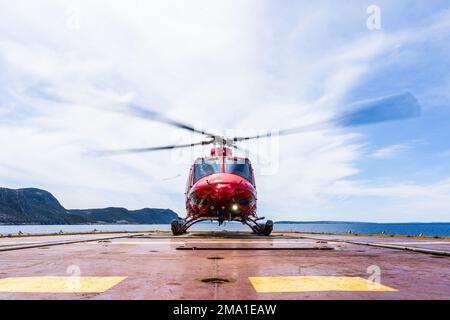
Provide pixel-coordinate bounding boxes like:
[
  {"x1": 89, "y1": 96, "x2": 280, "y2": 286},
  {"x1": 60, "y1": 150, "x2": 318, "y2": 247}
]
[
  {"x1": 0, "y1": 276, "x2": 127, "y2": 293},
  {"x1": 249, "y1": 276, "x2": 398, "y2": 293}
]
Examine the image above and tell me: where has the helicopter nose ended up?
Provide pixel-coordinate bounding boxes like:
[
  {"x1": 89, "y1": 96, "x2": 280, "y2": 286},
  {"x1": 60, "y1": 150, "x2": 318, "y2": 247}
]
[
  {"x1": 193, "y1": 182, "x2": 241, "y2": 201},
  {"x1": 211, "y1": 183, "x2": 235, "y2": 199},
  {"x1": 193, "y1": 182, "x2": 233, "y2": 198},
  {"x1": 192, "y1": 174, "x2": 256, "y2": 210}
]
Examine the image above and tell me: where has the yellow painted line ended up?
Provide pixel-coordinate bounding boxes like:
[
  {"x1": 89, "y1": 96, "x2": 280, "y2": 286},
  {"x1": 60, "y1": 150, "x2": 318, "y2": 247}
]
[
  {"x1": 0, "y1": 276, "x2": 127, "y2": 293},
  {"x1": 249, "y1": 276, "x2": 398, "y2": 293},
  {"x1": 377, "y1": 241, "x2": 450, "y2": 245}
]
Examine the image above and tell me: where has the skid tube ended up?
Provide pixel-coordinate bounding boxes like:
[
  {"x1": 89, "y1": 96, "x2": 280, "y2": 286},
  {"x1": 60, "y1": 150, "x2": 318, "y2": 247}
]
[{"x1": 171, "y1": 215, "x2": 273, "y2": 236}]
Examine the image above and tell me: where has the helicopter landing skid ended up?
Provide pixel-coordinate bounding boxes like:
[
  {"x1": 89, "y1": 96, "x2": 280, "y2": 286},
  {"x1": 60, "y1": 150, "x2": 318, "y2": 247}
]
[
  {"x1": 171, "y1": 216, "x2": 273, "y2": 236},
  {"x1": 243, "y1": 219, "x2": 274, "y2": 236},
  {"x1": 171, "y1": 218, "x2": 193, "y2": 236}
]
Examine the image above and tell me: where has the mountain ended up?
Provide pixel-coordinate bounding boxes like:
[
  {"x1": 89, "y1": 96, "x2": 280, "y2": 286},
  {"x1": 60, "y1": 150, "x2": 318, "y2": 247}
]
[
  {"x1": 68, "y1": 208, "x2": 179, "y2": 224},
  {"x1": 0, "y1": 187, "x2": 84, "y2": 224},
  {"x1": 0, "y1": 187, "x2": 178, "y2": 225}
]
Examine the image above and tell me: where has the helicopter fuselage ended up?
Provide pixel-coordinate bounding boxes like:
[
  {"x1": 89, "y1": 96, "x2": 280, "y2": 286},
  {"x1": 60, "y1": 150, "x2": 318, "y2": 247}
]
[
  {"x1": 185, "y1": 148, "x2": 257, "y2": 224},
  {"x1": 170, "y1": 147, "x2": 272, "y2": 235}
]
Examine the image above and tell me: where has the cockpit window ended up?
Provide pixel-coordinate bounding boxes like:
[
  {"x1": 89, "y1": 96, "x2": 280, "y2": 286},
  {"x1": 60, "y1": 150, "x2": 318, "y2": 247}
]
[
  {"x1": 224, "y1": 157, "x2": 253, "y2": 182},
  {"x1": 193, "y1": 158, "x2": 221, "y2": 182},
  {"x1": 193, "y1": 157, "x2": 253, "y2": 183}
]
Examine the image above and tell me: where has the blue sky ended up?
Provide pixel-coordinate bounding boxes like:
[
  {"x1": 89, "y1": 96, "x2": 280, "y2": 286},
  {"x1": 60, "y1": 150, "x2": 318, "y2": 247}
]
[{"x1": 0, "y1": 1, "x2": 449, "y2": 222}]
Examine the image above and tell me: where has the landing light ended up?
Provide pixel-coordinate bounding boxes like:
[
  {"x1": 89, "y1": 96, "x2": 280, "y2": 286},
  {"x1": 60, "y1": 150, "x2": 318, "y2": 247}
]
[{"x1": 231, "y1": 204, "x2": 239, "y2": 212}]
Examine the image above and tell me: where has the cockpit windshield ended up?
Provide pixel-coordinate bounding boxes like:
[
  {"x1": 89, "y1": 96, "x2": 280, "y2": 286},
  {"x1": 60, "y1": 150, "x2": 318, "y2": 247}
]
[
  {"x1": 193, "y1": 157, "x2": 253, "y2": 183},
  {"x1": 193, "y1": 158, "x2": 221, "y2": 182},
  {"x1": 224, "y1": 157, "x2": 253, "y2": 182}
]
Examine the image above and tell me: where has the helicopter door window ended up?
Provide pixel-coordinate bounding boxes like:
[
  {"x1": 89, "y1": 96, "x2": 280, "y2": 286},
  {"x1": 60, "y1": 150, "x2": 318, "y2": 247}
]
[
  {"x1": 224, "y1": 158, "x2": 253, "y2": 182},
  {"x1": 193, "y1": 158, "x2": 222, "y2": 182}
]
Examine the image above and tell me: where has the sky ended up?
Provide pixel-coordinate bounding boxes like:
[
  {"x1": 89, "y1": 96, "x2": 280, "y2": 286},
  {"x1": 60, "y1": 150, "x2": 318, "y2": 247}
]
[{"x1": 0, "y1": 1, "x2": 450, "y2": 222}]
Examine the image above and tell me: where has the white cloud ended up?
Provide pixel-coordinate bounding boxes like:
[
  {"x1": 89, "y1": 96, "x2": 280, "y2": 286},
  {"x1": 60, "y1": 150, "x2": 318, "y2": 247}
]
[
  {"x1": 319, "y1": 178, "x2": 450, "y2": 222},
  {"x1": 370, "y1": 143, "x2": 411, "y2": 159},
  {"x1": 370, "y1": 139, "x2": 424, "y2": 159}
]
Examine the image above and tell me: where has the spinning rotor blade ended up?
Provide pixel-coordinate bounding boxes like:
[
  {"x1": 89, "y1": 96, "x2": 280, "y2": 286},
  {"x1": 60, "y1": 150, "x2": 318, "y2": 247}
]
[
  {"x1": 337, "y1": 92, "x2": 420, "y2": 126},
  {"x1": 95, "y1": 140, "x2": 214, "y2": 156},
  {"x1": 127, "y1": 104, "x2": 219, "y2": 138},
  {"x1": 233, "y1": 92, "x2": 421, "y2": 142}
]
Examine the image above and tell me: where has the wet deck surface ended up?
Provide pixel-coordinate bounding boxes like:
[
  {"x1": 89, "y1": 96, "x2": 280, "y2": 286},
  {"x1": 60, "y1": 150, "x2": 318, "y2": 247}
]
[{"x1": 0, "y1": 232, "x2": 449, "y2": 299}]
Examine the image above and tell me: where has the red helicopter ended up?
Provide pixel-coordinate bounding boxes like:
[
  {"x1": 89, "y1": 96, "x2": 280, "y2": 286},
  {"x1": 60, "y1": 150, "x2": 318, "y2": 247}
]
[
  {"x1": 179, "y1": 144, "x2": 269, "y2": 235},
  {"x1": 98, "y1": 92, "x2": 420, "y2": 235}
]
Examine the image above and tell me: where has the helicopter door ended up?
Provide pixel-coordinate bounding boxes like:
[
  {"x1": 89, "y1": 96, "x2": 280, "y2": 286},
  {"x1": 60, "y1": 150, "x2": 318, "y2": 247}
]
[
  {"x1": 186, "y1": 166, "x2": 194, "y2": 194},
  {"x1": 249, "y1": 162, "x2": 256, "y2": 187}
]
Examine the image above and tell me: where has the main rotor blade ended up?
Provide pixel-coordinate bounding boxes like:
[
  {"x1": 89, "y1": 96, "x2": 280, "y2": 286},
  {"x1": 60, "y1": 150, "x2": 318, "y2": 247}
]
[
  {"x1": 233, "y1": 92, "x2": 421, "y2": 141},
  {"x1": 127, "y1": 104, "x2": 219, "y2": 138},
  {"x1": 337, "y1": 92, "x2": 420, "y2": 126},
  {"x1": 95, "y1": 140, "x2": 214, "y2": 156}
]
